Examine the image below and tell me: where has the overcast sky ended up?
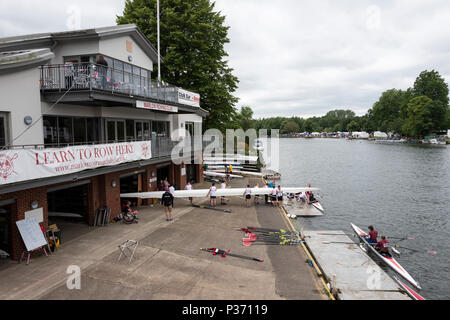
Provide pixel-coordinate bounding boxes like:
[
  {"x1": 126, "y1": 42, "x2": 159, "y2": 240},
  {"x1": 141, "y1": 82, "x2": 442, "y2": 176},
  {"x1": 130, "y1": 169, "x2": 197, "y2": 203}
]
[{"x1": 1, "y1": 0, "x2": 450, "y2": 118}]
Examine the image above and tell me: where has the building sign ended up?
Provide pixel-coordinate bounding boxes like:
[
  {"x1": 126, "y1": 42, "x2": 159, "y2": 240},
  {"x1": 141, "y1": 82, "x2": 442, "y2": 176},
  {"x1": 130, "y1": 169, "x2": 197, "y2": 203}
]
[
  {"x1": 136, "y1": 100, "x2": 178, "y2": 113},
  {"x1": 126, "y1": 40, "x2": 133, "y2": 53},
  {"x1": 0, "y1": 141, "x2": 152, "y2": 185},
  {"x1": 177, "y1": 88, "x2": 200, "y2": 108}
]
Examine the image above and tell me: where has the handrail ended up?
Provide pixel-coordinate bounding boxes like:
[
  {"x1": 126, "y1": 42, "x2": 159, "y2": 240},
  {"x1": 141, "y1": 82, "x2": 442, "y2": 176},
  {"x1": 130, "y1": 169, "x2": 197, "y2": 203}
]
[{"x1": 39, "y1": 63, "x2": 196, "y2": 106}]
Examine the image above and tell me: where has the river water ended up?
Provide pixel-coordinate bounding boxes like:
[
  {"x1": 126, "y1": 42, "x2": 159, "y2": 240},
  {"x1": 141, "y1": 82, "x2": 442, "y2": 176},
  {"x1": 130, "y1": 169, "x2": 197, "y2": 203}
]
[{"x1": 275, "y1": 138, "x2": 449, "y2": 300}]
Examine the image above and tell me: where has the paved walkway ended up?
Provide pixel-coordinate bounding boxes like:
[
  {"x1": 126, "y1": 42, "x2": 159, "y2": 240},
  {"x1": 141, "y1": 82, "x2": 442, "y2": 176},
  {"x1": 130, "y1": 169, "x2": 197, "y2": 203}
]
[{"x1": 0, "y1": 179, "x2": 327, "y2": 300}]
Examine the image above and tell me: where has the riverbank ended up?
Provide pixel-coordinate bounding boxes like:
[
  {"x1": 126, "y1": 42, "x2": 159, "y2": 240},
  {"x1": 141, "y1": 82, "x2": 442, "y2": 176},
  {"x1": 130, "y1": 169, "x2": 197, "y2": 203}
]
[{"x1": 0, "y1": 178, "x2": 327, "y2": 300}]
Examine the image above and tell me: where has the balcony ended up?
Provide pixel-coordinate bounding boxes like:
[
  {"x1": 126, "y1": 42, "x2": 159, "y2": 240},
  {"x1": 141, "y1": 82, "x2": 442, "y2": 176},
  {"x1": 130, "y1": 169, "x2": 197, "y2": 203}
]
[{"x1": 39, "y1": 63, "x2": 201, "y2": 110}]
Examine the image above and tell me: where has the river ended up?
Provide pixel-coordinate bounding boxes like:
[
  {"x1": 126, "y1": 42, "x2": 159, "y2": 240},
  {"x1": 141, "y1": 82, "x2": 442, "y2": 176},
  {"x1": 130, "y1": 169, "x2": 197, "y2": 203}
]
[{"x1": 276, "y1": 138, "x2": 449, "y2": 300}]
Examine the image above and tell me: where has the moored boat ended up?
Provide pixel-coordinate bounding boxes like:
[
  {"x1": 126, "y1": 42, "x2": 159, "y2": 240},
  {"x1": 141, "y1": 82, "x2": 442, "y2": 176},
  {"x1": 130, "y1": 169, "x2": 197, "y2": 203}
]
[{"x1": 351, "y1": 223, "x2": 421, "y2": 290}]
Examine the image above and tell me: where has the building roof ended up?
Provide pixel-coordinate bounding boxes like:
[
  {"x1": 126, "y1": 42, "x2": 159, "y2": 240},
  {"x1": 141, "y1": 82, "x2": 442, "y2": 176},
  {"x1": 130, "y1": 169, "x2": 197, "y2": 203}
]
[
  {"x1": 0, "y1": 24, "x2": 161, "y2": 63},
  {"x1": 0, "y1": 48, "x2": 54, "y2": 74}
]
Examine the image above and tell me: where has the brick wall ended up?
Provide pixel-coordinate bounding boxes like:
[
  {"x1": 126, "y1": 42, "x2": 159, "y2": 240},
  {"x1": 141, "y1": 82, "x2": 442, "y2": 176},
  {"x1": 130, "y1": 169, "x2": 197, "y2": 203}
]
[{"x1": 0, "y1": 186, "x2": 48, "y2": 260}]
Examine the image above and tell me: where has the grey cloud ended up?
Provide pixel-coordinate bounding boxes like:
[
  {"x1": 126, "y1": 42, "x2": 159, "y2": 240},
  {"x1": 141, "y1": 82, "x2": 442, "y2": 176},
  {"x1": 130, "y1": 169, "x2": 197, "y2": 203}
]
[{"x1": 1, "y1": 0, "x2": 450, "y2": 119}]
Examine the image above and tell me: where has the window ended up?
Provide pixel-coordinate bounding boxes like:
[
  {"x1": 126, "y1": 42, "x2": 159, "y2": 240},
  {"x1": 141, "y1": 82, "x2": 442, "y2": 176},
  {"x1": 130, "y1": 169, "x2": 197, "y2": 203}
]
[
  {"x1": 106, "y1": 120, "x2": 125, "y2": 143},
  {"x1": 124, "y1": 63, "x2": 132, "y2": 85},
  {"x1": 58, "y1": 117, "x2": 73, "y2": 144},
  {"x1": 137, "y1": 122, "x2": 144, "y2": 141},
  {"x1": 152, "y1": 121, "x2": 170, "y2": 137},
  {"x1": 73, "y1": 118, "x2": 87, "y2": 144},
  {"x1": 0, "y1": 113, "x2": 9, "y2": 147},
  {"x1": 113, "y1": 60, "x2": 124, "y2": 82},
  {"x1": 87, "y1": 118, "x2": 100, "y2": 143},
  {"x1": 44, "y1": 116, "x2": 100, "y2": 146},
  {"x1": 126, "y1": 120, "x2": 135, "y2": 141}
]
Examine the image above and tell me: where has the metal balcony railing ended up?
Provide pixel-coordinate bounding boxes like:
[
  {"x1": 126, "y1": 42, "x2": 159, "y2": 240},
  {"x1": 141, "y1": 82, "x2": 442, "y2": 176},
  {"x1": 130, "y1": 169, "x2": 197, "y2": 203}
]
[{"x1": 39, "y1": 63, "x2": 186, "y2": 105}]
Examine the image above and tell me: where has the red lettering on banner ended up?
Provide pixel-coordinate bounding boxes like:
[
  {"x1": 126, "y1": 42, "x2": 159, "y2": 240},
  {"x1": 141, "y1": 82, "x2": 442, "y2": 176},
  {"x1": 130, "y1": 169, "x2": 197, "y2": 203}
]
[{"x1": 84, "y1": 149, "x2": 92, "y2": 159}]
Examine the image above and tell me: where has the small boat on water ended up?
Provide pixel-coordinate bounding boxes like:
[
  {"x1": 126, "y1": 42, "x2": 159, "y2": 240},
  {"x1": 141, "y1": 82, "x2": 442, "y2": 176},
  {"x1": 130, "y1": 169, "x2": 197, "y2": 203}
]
[
  {"x1": 422, "y1": 138, "x2": 446, "y2": 147},
  {"x1": 374, "y1": 139, "x2": 408, "y2": 144},
  {"x1": 351, "y1": 223, "x2": 421, "y2": 290}
]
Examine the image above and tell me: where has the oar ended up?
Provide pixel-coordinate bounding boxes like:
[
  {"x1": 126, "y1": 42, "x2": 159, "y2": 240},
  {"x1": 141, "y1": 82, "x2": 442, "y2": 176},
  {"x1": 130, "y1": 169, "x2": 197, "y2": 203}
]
[
  {"x1": 192, "y1": 203, "x2": 232, "y2": 213},
  {"x1": 242, "y1": 242, "x2": 302, "y2": 247},
  {"x1": 242, "y1": 239, "x2": 304, "y2": 245},
  {"x1": 200, "y1": 248, "x2": 263, "y2": 262},
  {"x1": 393, "y1": 244, "x2": 437, "y2": 255},
  {"x1": 238, "y1": 227, "x2": 300, "y2": 236},
  {"x1": 317, "y1": 233, "x2": 414, "y2": 241}
]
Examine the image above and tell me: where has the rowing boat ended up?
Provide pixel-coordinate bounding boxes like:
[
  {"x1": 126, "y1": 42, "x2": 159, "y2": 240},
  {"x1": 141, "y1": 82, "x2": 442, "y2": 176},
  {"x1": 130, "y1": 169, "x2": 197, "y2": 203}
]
[
  {"x1": 351, "y1": 223, "x2": 421, "y2": 290},
  {"x1": 203, "y1": 171, "x2": 243, "y2": 178},
  {"x1": 121, "y1": 187, "x2": 320, "y2": 199},
  {"x1": 208, "y1": 170, "x2": 263, "y2": 177},
  {"x1": 311, "y1": 201, "x2": 324, "y2": 212},
  {"x1": 393, "y1": 277, "x2": 425, "y2": 300}
]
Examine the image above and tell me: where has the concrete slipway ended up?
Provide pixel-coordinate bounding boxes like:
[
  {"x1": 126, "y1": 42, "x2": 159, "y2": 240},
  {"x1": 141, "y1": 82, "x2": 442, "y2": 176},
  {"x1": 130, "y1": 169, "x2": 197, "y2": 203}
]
[{"x1": 303, "y1": 230, "x2": 411, "y2": 300}]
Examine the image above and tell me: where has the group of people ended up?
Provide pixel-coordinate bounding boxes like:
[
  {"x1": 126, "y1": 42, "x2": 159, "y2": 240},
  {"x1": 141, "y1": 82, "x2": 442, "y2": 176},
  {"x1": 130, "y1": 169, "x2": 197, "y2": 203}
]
[{"x1": 365, "y1": 225, "x2": 391, "y2": 256}]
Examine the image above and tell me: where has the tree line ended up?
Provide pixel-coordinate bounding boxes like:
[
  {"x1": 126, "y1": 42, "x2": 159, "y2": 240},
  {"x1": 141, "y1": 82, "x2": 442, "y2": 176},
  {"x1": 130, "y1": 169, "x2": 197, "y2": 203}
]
[{"x1": 241, "y1": 70, "x2": 450, "y2": 138}]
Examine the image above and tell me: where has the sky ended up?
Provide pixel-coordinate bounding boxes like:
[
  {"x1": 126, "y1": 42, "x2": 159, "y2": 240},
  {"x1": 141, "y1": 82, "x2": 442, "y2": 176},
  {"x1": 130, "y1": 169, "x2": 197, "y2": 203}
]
[{"x1": 1, "y1": 0, "x2": 450, "y2": 118}]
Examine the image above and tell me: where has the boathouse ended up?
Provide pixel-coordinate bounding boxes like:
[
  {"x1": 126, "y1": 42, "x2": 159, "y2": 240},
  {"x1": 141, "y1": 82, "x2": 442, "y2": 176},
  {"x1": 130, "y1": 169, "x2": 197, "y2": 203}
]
[{"x1": 0, "y1": 25, "x2": 206, "y2": 260}]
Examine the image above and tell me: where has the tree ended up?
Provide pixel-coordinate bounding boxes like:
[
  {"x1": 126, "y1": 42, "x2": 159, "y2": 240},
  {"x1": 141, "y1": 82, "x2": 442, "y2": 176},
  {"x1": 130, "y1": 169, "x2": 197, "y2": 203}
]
[
  {"x1": 282, "y1": 121, "x2": 300, "y2": 134},
  {"x1": 117, "y1": 0, "x2": 239, "y2": 132},
  {"x1": 303, "y1": 119, "x2": 315, "y2": 133},
  {"x1": 236, "y1": 106, "x2": 254, "y2": 131},
  {"x1": 412, "y1": 70, "x2": 449, "y2": 131},
  {"x1": 346, "y1": 120, "x2": 359, "y2": 133},
  {"x1": 403, "y1": 96, "x2": 435, "y2": 138},
  {"x1": 371, "y1": 89, "x2": 410, "y2": 135},
  {"x1": 413, "y1": 70, "x2": 449, "y2": 106}
]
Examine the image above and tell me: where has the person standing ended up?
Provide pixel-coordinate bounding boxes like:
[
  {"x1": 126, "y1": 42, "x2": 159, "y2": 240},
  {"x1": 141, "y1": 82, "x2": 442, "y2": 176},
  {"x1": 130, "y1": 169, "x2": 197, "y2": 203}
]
[
  {"x1": 243, "y1": 184, "x2": 252, "y2": 207},
  {"x1": 207, "y1": 183, "x2": 217, "y2": 207},
  {"x1": 220, "y1": 180, "x2": 227, "y2": 205},
  {"x1": 185, "y1": 181, "x2": 193, "y2": 203},
  {"x1": 161, "y1": 187, "x2": 174, "y2": 221},
  {"x1": 276, "y1": 185, "x2": 283, "y2": 207},
  {"x1": 264, "y1": 183, "x2": 270, "y2": 204},
  {"x1": 164, "y1": 177, "x2": 170, "y2": 189},
  {"x1": 157, "y1": 179, "x2": 165, "y2": 191},
  {"x1": 253, "y1": 182, "x2": 260, "y2": 205},
  {"x1": 270, "y1": 185, "x2": 277, "y2": 206},
  {"x1": 169, "y1": 184, "x2": 175, "y2": 196}
]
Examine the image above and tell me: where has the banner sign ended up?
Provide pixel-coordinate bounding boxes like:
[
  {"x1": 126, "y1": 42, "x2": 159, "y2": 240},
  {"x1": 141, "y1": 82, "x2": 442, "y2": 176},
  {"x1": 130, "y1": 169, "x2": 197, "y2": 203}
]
[
  {"x1": 136, "y1": 100, "x2": 178, "y2": 113},
  {"x1": 0, "y1": 141, "x2": 152, "y2": 185},
  {"x1": 177, "y1": 88, "x2": 200, "y2": 108}
]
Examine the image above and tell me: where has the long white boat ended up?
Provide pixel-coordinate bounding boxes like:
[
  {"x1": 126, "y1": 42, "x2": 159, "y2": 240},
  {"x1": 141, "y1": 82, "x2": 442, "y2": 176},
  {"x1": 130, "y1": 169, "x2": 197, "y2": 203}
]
[
  {"x1": 121, "y1": 187, "x2": 320, "y2": 199},
  {"x1": 351, "y1": 223, "x2": 421, "y2": 290},
  {"x1": 205, "y1": 165, "x2": 243, "y2": 170},
  {"x1": 208, "y1": 170, "x2": 263, "y2": 177},
  {"x1": 203, "y1": 171, "x2": 243, "y2": 179}
]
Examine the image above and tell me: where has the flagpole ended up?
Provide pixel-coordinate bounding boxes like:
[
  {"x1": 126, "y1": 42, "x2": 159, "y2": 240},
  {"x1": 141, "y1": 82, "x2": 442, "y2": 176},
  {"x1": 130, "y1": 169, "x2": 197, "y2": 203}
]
[{"x1": 157, "y1": 0, "x2": 161, "y2": 83}]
